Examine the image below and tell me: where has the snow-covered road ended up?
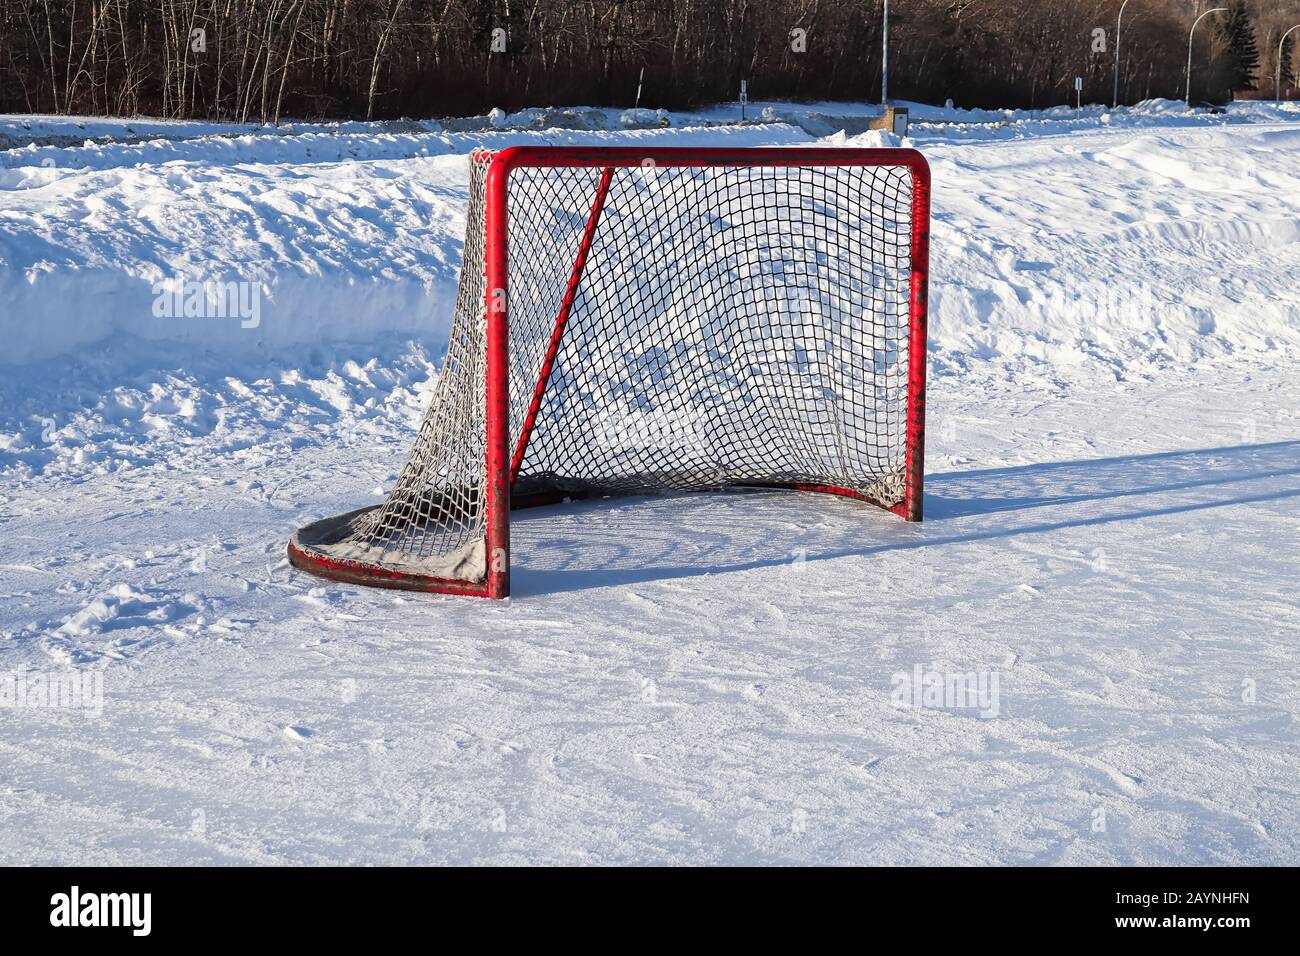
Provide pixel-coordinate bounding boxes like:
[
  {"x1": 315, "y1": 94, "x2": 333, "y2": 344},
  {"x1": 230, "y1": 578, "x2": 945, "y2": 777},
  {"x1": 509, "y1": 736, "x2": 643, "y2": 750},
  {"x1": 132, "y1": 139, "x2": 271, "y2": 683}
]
[{"x1": 1, "y1": 100, "x2": 1298, "y2": 864}]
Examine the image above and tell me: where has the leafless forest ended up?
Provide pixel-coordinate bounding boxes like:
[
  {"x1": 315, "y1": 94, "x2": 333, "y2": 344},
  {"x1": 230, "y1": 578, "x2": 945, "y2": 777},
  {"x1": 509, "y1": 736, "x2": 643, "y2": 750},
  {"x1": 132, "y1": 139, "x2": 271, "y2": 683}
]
[{"x1": 1, "y1": 0, "x2": 1297, "y2": 122}]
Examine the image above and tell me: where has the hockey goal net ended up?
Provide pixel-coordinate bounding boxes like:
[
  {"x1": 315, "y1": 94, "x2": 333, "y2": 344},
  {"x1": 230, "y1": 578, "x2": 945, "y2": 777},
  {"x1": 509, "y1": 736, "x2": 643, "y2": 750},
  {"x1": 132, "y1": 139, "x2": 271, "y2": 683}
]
[{"x1": 289, "y1": 146, "x2": 931, "y2": 598}]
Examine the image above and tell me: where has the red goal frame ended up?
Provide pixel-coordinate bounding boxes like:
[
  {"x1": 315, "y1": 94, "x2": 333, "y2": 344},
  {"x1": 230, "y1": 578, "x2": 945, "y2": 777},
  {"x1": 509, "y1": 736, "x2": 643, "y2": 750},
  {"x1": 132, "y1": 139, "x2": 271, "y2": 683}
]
[{"x1": 289, "y1": 146, "x2": 931, "y2": 598}]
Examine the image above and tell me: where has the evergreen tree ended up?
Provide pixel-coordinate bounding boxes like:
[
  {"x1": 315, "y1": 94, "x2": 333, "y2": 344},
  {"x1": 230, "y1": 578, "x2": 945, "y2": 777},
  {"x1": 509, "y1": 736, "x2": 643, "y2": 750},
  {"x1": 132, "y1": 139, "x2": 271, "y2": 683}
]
[{"x1": 1216, "y1": 0, "x2": 1261, "y2": 94}]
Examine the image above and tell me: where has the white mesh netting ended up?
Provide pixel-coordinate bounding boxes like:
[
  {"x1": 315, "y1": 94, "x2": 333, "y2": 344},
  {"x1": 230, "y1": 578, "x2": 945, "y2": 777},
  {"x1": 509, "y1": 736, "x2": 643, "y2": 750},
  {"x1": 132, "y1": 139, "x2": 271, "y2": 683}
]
[{"x1": 291, "y1": 149, "x2": 917, "y2": 588}]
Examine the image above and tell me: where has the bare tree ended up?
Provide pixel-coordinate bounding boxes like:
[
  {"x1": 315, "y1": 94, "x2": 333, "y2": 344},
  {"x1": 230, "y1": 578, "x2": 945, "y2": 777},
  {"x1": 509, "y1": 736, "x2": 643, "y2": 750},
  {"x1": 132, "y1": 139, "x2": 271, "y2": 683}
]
[
  {"x1": 0, "y1": 0, "x2": 1266, "y2": 122},
  {"x1": 367, "y1": 0, "x2": 406, "y2": 119}
]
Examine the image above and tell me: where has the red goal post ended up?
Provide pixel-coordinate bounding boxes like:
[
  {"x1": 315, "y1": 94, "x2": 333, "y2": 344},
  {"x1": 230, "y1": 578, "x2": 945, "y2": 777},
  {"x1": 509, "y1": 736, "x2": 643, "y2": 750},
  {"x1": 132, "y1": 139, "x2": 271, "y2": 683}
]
[{"x1": 289, "y1": 145, "x2": 931, "y2": 598}]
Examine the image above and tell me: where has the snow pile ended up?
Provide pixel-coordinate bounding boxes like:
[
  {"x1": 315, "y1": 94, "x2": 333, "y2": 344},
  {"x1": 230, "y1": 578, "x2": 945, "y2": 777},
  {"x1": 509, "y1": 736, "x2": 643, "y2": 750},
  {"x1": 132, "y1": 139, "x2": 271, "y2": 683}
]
[
  {"x1": 619, "y1": 107, "x2": 671, "y2": 128},
  {"x1": 0, "y1": 122, "x2": 819, "y2": 368},
  {"x1": 55, "y1": 583, "x2": 197, "y2": 638},
  {"x1": 1, "y1": 100, "x2": 1298, "y2": 477},
  {"x1": 0, "y1": 341, "x2": 436, "y2": 478}
]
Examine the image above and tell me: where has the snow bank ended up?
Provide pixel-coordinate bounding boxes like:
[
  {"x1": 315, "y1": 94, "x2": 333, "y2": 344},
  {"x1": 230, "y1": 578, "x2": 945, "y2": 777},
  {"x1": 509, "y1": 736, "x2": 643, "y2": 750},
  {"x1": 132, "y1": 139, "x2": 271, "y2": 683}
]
[
  {"x1": 0, "y1": 122, "x2": 825, "y2": 371},
  {"x1": 1, "y1": 99, "x2": 1298, "y2": 470}
]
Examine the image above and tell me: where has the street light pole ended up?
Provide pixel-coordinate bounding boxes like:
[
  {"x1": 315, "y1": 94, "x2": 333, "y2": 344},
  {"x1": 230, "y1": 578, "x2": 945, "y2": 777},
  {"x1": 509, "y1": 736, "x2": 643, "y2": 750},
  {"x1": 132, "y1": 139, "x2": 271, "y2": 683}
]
[
  {"x1": 1186, "y1": 7, "x2": 1227, "y2": 108},
  {"x1": 1113, "y1": 0, "x2": 1131, "y2": 108},
  {"x1": 882, "y1": 0, "x2": 890, "y2": 105},
  {"x1": 1278, "y1": 24, "x2": 1300, "y2": 101}
]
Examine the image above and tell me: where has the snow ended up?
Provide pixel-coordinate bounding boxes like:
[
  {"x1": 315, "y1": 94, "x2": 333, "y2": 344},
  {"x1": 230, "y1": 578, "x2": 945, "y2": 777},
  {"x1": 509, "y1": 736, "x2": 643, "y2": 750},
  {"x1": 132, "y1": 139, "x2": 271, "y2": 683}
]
[{"x1": 1, "y1": 99, "x2": 1298, "y2": 864}]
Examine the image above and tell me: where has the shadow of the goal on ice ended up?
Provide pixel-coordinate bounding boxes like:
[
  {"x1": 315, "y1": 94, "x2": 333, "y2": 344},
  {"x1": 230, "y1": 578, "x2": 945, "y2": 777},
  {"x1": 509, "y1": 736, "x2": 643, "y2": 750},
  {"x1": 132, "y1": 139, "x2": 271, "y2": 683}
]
[{"x1": 508, "y1": 440, "x2": 1300, "y2": 594}]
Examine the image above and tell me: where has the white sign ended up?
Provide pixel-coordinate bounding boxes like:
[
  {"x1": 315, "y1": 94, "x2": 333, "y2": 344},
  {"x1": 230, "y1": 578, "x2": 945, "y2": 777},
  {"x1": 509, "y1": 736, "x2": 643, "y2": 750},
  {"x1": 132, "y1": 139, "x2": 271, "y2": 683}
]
[{"x1": 1075, "y1": 76, "x2": 1083, "y2": 92}]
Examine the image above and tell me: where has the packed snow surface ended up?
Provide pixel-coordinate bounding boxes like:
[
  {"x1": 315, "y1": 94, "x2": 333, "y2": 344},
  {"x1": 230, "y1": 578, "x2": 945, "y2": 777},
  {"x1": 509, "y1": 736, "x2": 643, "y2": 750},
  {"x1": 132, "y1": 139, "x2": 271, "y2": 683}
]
[{"x1": 1, "y1": 99, "x2": 1298, "y2": 864}]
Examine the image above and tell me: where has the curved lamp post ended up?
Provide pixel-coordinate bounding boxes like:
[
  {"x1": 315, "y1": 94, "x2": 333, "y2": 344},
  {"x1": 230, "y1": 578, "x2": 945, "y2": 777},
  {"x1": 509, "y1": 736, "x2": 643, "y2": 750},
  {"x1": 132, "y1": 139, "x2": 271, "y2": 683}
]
[
  {"x1": 1186, "y1": 8, "x2": 1227, "y2": 108},
  {"x1": 1113, "y1": 0, "x2": 1131, "y2": 108},
  {"x1": 1279, "y1": 24, "x2": 1300, "y2": 102}
]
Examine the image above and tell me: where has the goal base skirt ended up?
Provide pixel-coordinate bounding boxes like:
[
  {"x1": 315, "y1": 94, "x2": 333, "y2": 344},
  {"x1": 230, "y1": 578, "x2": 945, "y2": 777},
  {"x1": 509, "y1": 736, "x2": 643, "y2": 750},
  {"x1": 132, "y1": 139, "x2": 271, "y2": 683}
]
[
  {"x1": 287, "y1": 536, "x2": 496, "y2": 596},
  {"x1": 513, "y1": 482, "x2": 920, "y2": 519},
  {"x1": 287, "y1": 481, "x2": 918, "y2": 595}
]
